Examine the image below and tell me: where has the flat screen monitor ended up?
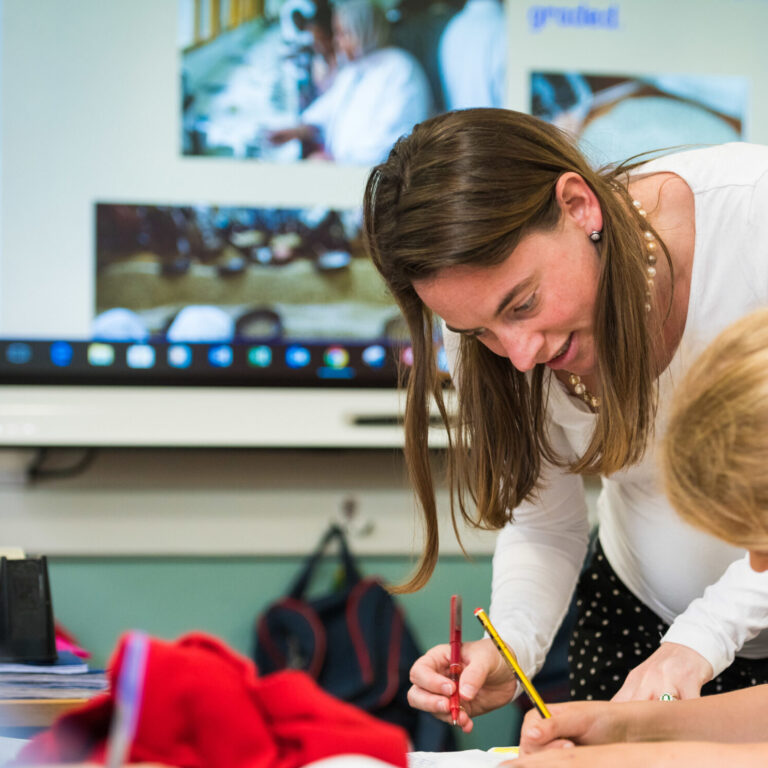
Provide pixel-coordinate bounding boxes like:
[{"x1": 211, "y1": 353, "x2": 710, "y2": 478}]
[{"x1": 1, "y1": 0, "x2": 766, "y2": 448}]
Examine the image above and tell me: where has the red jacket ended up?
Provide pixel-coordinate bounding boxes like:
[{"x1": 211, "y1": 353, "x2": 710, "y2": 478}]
[{"x1": 15, "y1": 632, "x2": 409, "y2": 768}]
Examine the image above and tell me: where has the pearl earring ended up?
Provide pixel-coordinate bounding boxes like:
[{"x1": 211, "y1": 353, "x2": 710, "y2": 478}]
[{"x1": 589, "y1": 230, "x2": 602, "y2": 242}]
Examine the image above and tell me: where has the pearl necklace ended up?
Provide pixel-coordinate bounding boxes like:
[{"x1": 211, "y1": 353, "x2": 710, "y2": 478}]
[{"x1": 567, "y1": 200, "x2": 658, "y2": 411}]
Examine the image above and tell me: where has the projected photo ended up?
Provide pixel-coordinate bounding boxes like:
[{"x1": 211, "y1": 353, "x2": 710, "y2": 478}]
[
  {"x1": 180, "y1": 0, "x2": 507, "y2": 165},
  {"x1": 531, "y1": 72, "x2": 749, "y2": 164},
  {"x1": 94, "y1": 203, "x2": 402, "y2": 345}
]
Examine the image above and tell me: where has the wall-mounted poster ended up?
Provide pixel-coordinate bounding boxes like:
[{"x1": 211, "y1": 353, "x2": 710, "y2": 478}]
[
  {"x1": 179, "y1": 0, "x2": 509, "y2": 165},
  {"x1": 531, "y1": 72, "x2": 748, "y2": 164}
]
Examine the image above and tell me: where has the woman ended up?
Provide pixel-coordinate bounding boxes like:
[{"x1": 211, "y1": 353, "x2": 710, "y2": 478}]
[
  {"x1": 362, "y1": 108, "x2": 768, "y2": 727},
  {"x1": 269, "y1": 0, "x2": 432, "y2": 166},
  {"x1": 515, "y1": 308, "x2": 768, "y2": 766}
]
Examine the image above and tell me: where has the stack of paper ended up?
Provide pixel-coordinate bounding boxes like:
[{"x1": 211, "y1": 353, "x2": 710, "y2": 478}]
[
  {"x1": 0, "y1": 650, "x2": 88, "y2": 676},
  {"x1": 408, "y1": 747, "x2": 518, "y2": 766},
  {"x1": 0, "y1": 651, "x2": 107, "y2": 701}
]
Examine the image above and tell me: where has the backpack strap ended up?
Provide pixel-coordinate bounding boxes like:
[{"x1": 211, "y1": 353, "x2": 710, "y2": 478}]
[
  {"x1": 289, "y1": 524, "x2": 361, "y2": 600},
  {"x1": 345, "y1": 578, "x2": 407, "y2": 706},
  {"x1": 376, "y1": 604, "x2": 405, "y2": 709},
  {"x1": 345, "y1": 578, "x2": 378, "y2": 685}
]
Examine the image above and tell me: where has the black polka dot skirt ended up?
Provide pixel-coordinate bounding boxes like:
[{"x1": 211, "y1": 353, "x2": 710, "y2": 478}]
[{"x1": 569, "y1": 540, "x2": 768, "y2": 700}]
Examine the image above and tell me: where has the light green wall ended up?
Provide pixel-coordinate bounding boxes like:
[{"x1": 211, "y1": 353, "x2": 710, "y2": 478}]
[{"x1": 47, "y1": 554, "x2": 521, "y2": 750}]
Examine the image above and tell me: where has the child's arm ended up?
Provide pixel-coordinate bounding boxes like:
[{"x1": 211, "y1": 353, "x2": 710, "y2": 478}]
[
  {"x1": 520, "y1": 685, "x2": 768, "y2": 752},
  {"x1": 513, "y1": 741, "x2": 768, "y2": 768}
]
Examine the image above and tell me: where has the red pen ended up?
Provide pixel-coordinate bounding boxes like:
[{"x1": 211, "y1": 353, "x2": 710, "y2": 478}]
[{"x1": 449, "y1": 594, "x2": 462, "y2": 725}]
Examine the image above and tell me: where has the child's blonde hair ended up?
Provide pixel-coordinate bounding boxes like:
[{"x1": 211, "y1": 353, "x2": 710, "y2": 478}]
[{"x1": 663, "y1": 307, "x2": 768, "y2": 550}]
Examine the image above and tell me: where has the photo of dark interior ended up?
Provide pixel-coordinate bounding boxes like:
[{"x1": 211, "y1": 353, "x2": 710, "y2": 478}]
[{"x1": 94, "y1": 203, "x2": 402, "y2": 345}]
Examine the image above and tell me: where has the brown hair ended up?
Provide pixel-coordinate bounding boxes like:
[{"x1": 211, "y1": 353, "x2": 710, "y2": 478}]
[
  {"x1": 363, "y1": 109, "x2": 670, "y2": 591},
  {"x1": 663, "y1": 308, "x2": 768, "y2": 550}
]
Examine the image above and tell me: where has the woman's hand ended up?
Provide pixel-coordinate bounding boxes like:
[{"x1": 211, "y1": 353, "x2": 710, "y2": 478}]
[
  {"x1": 512, "y1": 742, "x2": 768, "y2": 768},
  {"x1": 519, "y1": 700, "x2": 633, "y2": 753},
  {"x1": 611, "y1": 642, "x2": 713, "y2": 702},
  {"x1": 406, "y1": 637, "x2": 518, "y2": 733}
]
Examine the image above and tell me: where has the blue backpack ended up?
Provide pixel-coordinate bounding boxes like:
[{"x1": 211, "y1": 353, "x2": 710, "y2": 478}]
[{"x1": 254, "y1": 525, "x2": 454, "y2": 751}]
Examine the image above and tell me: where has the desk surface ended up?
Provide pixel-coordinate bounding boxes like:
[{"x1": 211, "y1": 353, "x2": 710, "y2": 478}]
[
  {"x1": 0, "y1": 670, "x2": 106, "y2": 729},
  {"x1": 0, "y1": 697, "x2": 87, "y2": 727}
]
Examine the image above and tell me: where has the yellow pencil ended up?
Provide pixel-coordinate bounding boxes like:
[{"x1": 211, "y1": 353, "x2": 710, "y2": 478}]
[{"x1": 474, "y1": 607, "x2": 551, "y2": 719}]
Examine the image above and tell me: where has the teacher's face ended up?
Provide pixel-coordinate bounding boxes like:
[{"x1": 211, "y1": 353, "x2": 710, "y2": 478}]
[{"x1": 413, "y1": 220, "x2": 601, "y2": 376}]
